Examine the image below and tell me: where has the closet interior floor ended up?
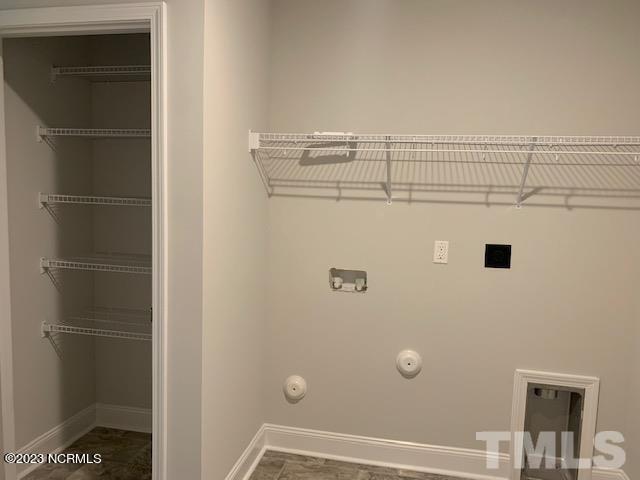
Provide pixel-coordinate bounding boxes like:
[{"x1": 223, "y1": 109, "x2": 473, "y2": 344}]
[
  {"x1": 250, "y1": 450, "x2": 470, "y2": 480},
  {"x1": 23, "y1": 427, "x2": 151, "y2": 480}
]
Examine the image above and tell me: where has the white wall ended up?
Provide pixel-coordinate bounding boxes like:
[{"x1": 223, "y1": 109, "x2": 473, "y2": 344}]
[
  {"x1": 3, "y1": 36, "x2": 96, "y2": 448},
  {"x1": 0, "y1": 38, "x2": 10, "y2": 480},
  {"x1": 201, "y1": 0, "x2": 271, "y2": 477},
  {"x1": 163, "y1": 2, "x2": 205, "y2": 477},
  {"x1": 0, "y1": 372, "x2": 4, "y2": 480},
  {"x1": 90, "y1": 34, "x2": 153, "y2": 411},
  {"x1": 0, "y1": 1, "x2": 206, "y2": 477},
  {"x1": 630, "y1": 299, "x2": 640, "y2": 479},
  {"x1": 265, "y1": 2, "x2": 640, "y2": 473}
]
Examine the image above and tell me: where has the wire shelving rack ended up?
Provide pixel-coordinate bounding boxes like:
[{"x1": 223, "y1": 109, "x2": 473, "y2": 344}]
[
  {"x1": 42, "y1": 306, "x2": 152, "y2": 341},
  {"x1": 40, "y1": 253, "x2": 152, "y2": 275},
  {"x1": 51, "y1": 65, "x2": 151, "y2": 82},
  {"x1": 249, "y1": 132, "x2": 640, "y2": 206},
  {"x1": 37, "y1": 126, "x2": 151, "y2": 141},
  {"x1": 39, "y1": 193, "x2": 152, "y2": 208}
]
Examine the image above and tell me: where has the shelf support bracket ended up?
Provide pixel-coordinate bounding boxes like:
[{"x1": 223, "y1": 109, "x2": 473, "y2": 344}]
[
  {"x1": 41, "y1": 321, "x2": 51, "y2": 338},
  {"x1": 248, "y1": 130, "x2": 260, "y2": 152},
  {"x1": 36, "y1": 125, "x2": 45, "y2": 143},
  {"x1": 516, "y1": 137, "x2": 537, "y2": 208},
  {"x1": 248, "y1": 131, "x2": 273, "y2": 196},
  {"x1": 50, "y1": 66, "x2": 59, "y2": 84},
  {"x1": 38, "y1": 193, "x2": 48, "y2": 209},
  {"x1": 40, "y1": 257, "x2": 50, "y2": 274},
  {"x1": 384, "y1": 137, "x2": 392, "y2": 204}
]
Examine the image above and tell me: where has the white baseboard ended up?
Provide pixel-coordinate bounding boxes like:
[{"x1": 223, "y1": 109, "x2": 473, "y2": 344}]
[
  {"x1": 16, "y1": 404, "x2": 96, "y2": 479},
  {"x1": 224, "y1": 425, "x2": 267, "y2": 480},
  {"x1": 230, "y1": 424, "x2": 629, "y2": 480},
  {"x1": 592, "y1": 469, "x2": 630, "y2": 480},
  {"x1": 15, "y1": 402, "x2": 152, "y2": 479},
  {"x1": 262, "y1": 424, "x2": 508, "y2": 480},
  {"x1": 95, "y1": 403, "x2": 152, "y2": 433}
]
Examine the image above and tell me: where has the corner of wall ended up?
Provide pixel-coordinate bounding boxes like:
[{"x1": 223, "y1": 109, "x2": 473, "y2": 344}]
[
  {"x1": 200, "y1": 0, "x2": 272, "y2": 477},
  {"x1": 165, "y1": 0, "x2": 206, "y2": 478}
]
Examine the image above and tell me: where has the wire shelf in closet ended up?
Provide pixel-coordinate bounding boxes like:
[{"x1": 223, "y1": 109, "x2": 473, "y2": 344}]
[
  {"x1": 40, "y1": 253, "x2": 152, "y2": 275},
  {"x1": 51, "y1": 65, "x2": 151, "y2": 82},
  {"x1": 37, "y1": 126, "x2": 151, "y2": 140},
  {"x1": 249, "y1": 132, "x2": 640, "y2": 207},
  {"x1": 41, "y1": 307, "x2": 152, "y2": 341},
  {"x1": 39, "y1": 193, "x2": 152, "y2": 208}
]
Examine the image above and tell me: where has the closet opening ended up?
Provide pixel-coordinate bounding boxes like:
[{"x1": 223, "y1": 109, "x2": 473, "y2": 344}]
[{"x1": 0, "y1": 5, "x2": 166, "y2": 480}]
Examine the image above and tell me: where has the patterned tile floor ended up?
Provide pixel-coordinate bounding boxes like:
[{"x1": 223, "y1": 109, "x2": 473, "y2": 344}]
[
  {"x1": 250, "y1": 450, "x2": 469, "y2": 480},
  {"x1": 23, "y1": 427, "x2": 151, "y2": 480}
]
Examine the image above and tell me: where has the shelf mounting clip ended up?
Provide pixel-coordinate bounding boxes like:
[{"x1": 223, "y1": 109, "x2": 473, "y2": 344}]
[
  {"x1": 41, "y1": 321, "x2": 51, "y2": 338},
  {"x1": 38, "y1": 193, "x2": 49, "y2": 209},
  {"x1": 40, "y1": 257, "x2": 51, "y2": 274},
  {"x1": 248, "y1": 130, "x2": 260, "y2": 152}
]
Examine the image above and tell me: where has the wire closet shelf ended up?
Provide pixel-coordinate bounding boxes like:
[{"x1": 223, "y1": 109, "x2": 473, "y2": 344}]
[
  {"x1": 40, "y1": 253, "x2": 152, "y2": 275},
  {"x1": 42, "y1": 306, "x2": 152, "y2": 341},
  {"x1": 249, "y1": 132, "x2": 640, "y2": 206},
  {"x1": 51, "y1": 64, "x2": 151, "y2": 82},
  {"x1": 39, "y1": 193, "x2": 151, "y2": 208},
  {"x1": 37, "y1": 126, "x2": 151, "y2": 140}
]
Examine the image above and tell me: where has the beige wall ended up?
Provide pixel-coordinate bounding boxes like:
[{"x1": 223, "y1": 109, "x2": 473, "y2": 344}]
[
  {"x1": 265, "y1": 1, "x2": 640, "y2": 473},
  {"x1": 630, "y1": 298, "x2": 640, "y2": 478},
  {"x1": 1, "y1": 1, "x2": 637, "y2": 478},
  {"x1": 201, "y1": 0, "x2": 271, "y2": 477},
  {"x1": 0, "y1": 371, "x2": 4, "y2": 480},
  {"x1": 0, "y1": 1, "x2": 206, "y2": 477},
  {"x1": 0, "y1": 38, "x2": 10, "y2": 480},
  {"x1": 163, "y1": 1, "x2": 205, "y2": 477},
  {"x1": 3, "y1": 36, "x2": 96, "y2": 448},
  {"x1": 90, "y1": 34, "x2": 152, "y2": 411}
]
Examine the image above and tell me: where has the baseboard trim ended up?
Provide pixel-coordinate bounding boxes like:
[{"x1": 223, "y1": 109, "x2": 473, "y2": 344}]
[
  {"x1": 16, "y1": 404, "x2": 96, "y2": 479},
  {"x1": 14, "y1": 402, "x2": 153, "y2": 479},
  {"x1": 262, "y1": 424, "x2": 508, "y2": 480},
  {"x1": 232, "y1": 424, "x2": 628, "y2": 480},
  {"x1": 224, "y1": 425, "x2": 267, "y2": 480},
  {"x1": 592, "y1": 468, "x2": 630, "y2": 480},
  {"x1": 95, "y1": 403, "x2": 152, "y2": 433}
]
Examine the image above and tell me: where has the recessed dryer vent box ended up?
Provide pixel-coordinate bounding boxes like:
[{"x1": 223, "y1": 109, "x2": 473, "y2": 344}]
[
  {"x1": 329, "y1": 268, "x2": 367, "y2": 293},
  {"x1": 485, "y1": 244, "x2": 512, "y2": 269}
]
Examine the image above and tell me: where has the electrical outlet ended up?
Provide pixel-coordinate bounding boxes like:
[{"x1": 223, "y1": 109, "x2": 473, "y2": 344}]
[{"x1": 433, "y1": 240, "x2": 449, "y2": 264}]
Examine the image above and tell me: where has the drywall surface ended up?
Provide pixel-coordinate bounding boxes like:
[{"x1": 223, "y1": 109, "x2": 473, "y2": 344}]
[
  {"x1": 90, "y1": 34, "x2": 152, "y2": 411},
  {"x1": 0, "y1": 372, "x2": 4, "y2": 480},
  {"x1": 265, "y1": 0, "x2": 640, "y2": 469},
  {"x1": 201, "y1": 0, "x2": 271, "y2": 477},
  {"x1": 0, "y1": 2, "x2": 206, "y2": 477},
  {"x1": 2, "y1": 37, "x2": 95, "y2": 448},
  {"x1": 629, "y1": 299, "x2": 640, "y2": 479},
  {"x1": 163, "y1": 2, "x2": 205, "y2": 477},
  {"x1": 0, "y1": 41, "x2": 11, "y2": 480}
]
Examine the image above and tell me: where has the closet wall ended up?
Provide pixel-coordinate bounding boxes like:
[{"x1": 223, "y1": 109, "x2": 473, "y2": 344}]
[
  {"x1": 265, "y1": 1, "x2": 640, "y2": 473},
  {"x1": 0, "y1": 375, "x2": 4, "y2": 480},
  {"x1": 3, "y1": 36, "x2": 95, "y2": 448},
  {"x1": 89, "y1": 34, "x2": 152, "y2": 411}
]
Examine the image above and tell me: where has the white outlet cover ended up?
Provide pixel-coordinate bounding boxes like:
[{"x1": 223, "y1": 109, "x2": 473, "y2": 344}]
[
  {"x1": 283, "y1": 375, "x2": 307, "y2": 402},
  {"x1": 396, "y1": 349, "x2": 422, "y2": 378},
  {"x1": 433, "y1": 240, "x2": 449, "y2": 264}
]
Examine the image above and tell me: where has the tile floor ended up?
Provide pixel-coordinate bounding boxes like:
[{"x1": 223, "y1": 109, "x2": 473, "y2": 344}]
[
  {"x1": 23, "y1": 427, "x2": 151, "y2": 480},
  {"x1": 250, "y1": 450, "x2": 469, "y2": 480}
]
